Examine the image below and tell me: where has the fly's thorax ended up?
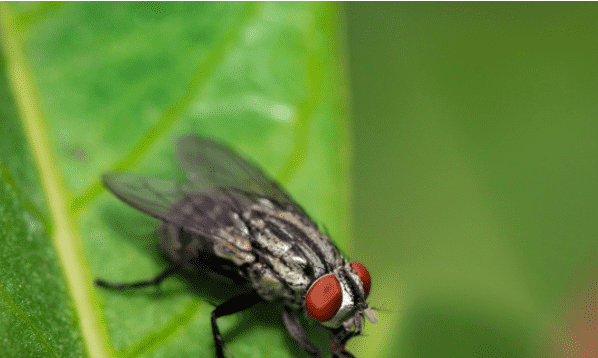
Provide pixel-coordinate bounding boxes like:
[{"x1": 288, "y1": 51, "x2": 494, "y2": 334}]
[{"x1": 246, "y1": 199, "x2": 344, "y2": 271}]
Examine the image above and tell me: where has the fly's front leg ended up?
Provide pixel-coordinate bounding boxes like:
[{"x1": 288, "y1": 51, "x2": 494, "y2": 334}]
[
  {"x1": 329, "y1": 330, "x2": 357, "y2": 358},
  {"x1": 332, "y1": 350, "x2": 356, "y2": 358},
  {"x1": 282, "y1": 306, "x2": 320, "y2": 357},
  {"x1": 211, "y1": 291, "x2": 262, "y2": 358},
  {"x1": 95, "y1": 264, "x2": 181, "y2": 290}
]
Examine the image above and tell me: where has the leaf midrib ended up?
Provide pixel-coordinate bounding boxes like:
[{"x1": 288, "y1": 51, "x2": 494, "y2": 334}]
[{"x1": 0, "y1": 3, "x2": 113, "y2": 358}]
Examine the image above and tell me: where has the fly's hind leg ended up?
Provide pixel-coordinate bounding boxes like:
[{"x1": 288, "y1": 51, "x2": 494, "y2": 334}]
[{"x1": 95, "y1": 264, "x2": 181, "y2": 290}]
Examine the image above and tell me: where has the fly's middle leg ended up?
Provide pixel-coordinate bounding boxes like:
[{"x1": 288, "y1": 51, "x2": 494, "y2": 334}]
[{"x1": 211, "y1": 291, "x2": 262, "y2": 358}]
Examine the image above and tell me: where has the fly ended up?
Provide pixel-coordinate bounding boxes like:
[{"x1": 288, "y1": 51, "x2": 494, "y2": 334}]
[{"x1": 95, "y1": 135, "x2": 378, "y2": 358}]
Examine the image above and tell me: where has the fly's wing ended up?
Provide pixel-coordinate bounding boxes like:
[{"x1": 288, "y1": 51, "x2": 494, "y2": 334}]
[
  {"x1": 175, "y1": 135, "x2": 309, "y2": 217},
  {"x1": 103, "y1": 172, "x2": 239, "y2": 236},
  {"x1": 103, "y1": 172, "x2": 256, "y2": 267},
  {"x1": 102, "y1": 173, "x2": 190, "y2": 221}
]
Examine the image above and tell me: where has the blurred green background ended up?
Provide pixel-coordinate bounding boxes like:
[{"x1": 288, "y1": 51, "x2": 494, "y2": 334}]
[
  {"x1": 1, "y1": 2, "x2": 596, "y2": 358},
  {"x1": 347, "y1": 3, "x2": 597, "y2": 357}
]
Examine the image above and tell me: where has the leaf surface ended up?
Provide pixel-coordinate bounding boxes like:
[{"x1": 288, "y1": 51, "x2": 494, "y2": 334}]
[{"x1": 0, "y1": 3, "x2": 352, "y2": 357}]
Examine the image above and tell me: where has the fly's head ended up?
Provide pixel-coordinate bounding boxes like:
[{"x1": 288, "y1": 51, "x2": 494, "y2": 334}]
[{"x1": 304, "y1": 261, "x2": 378, "y2": 352}]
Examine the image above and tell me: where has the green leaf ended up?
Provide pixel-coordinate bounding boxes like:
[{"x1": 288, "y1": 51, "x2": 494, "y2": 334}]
[
  {"x1": 0, "y1": 162, "x2": 83, "y2": 357},
  {"x1": 0, "y1": 2, "x2": 352, "y2": 358}
]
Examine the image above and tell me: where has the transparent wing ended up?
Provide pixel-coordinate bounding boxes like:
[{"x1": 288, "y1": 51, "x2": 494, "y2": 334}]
[
  {"x1": 102, "y1": 172, "x2": 189, "y2": 221},
  {"x1": 103, "y1": 172, "x2": 241, "y2": 239},
  {"x1": 103, "y1": 172, "x2": 256, "y2": 268},
  {"x1": 175, "y1": 135, "x2": 309, "y2": 217}
]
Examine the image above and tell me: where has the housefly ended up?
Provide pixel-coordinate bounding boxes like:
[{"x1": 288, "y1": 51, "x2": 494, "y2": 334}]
[{"x1": 95, "y1": 135, "x2": 378, "y2": 358}]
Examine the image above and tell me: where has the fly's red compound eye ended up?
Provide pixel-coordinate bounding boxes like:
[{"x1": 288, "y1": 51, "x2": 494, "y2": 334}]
[
  {"x1": 350, "y1": 261, "x2": 371, "y2": 297},
  {"x1": 305, "y1": 275, "x2": 343, "y2": 322}
]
